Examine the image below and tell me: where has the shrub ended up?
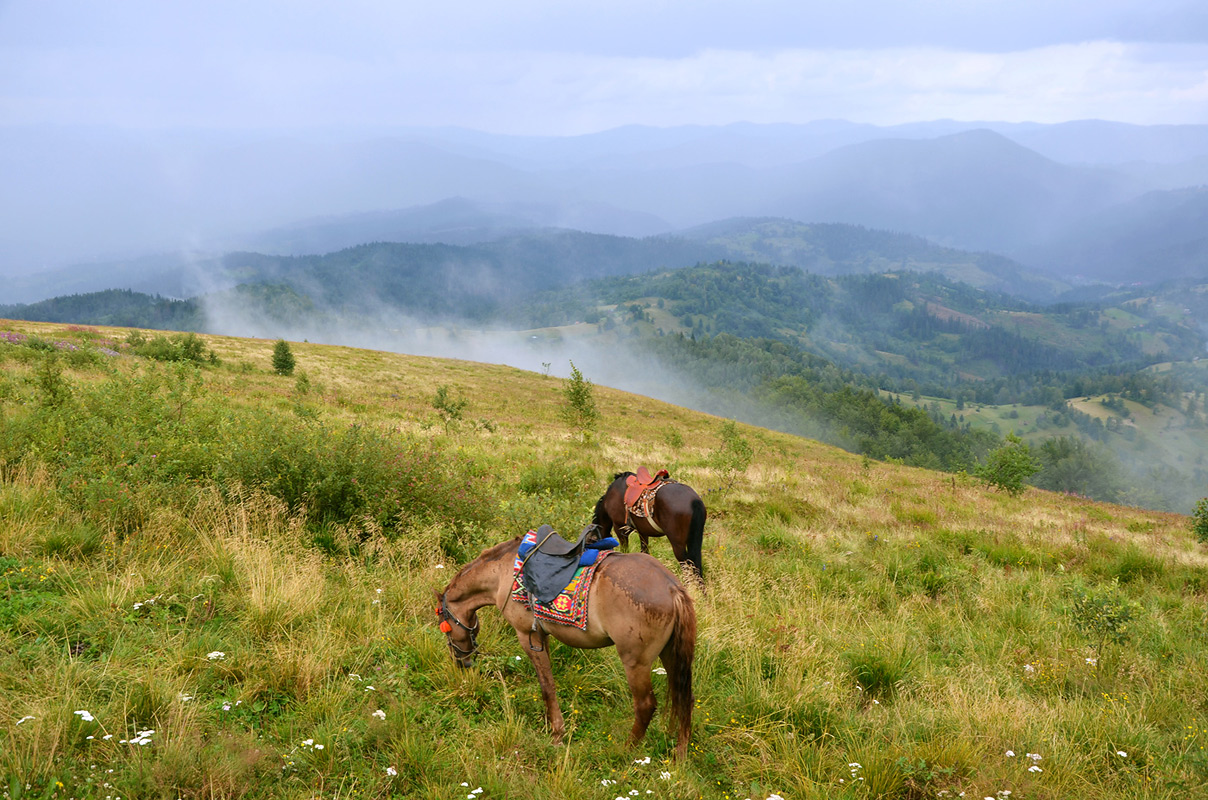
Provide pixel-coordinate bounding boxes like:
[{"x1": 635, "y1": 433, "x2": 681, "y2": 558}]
[
  {"x1": 432, "y1": 385, "x2": 468, "y2": 434},
  {"x1": 709, "y1": 419, "x2": 754, "y2": 490},
  {"x1": 1070, "y1": 579, "x2": 1141, "y2": 670},
  {"x1": 1191, "y1": 497, "x2": 1208, "y2": 544},
  {"x1": 974, "y1": 433, "x2": 1039, "y2": 496}
]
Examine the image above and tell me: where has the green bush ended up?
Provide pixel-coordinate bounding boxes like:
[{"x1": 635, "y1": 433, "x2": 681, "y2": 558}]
[
  {"x1": 1192, "y1": 497, "x2": 1208, "y2": 544},
  {"x1": 709, "y1": 419, "x2": 754, "y2": 490},
  {"x1": 974, "y1": 433, "x2": 1039, "y2": 496}
]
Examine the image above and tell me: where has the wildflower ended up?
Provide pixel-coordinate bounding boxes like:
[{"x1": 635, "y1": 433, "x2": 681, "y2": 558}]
[
  {"x1": 436, "y1": 565, "x2": 445, "y2": 569},
  {"x1": 386, "y1": 766, "x2": 398, "y2": 776},
  {"x1": 373, "y1": 709, "x2": 386, "y2": 720},
  {"x1": 74, "y1": 710, "x2": 95, "y2": 722},
  {"x1": 16, "y1": 716, "x2": 35, "y2": 725},
  {"x1": 660, "y1": 771, "x2": 672, "y2": 780},
  {"x1": 653, "y1": 667, "x2": 667, "y2": 675},
  {"x1": 1023, "y1": 664, "x2": 1034, "y2": 673},
  {"x1": 634, "y1": 756, "x2": 651, "y2": 765},
  {"x1": 1117, "y1": 750, "x2": 1128, "y2": 757},
  {"x1": 222, "y1": 703, "x2": 232, "y2": 711},
  {"x1": 365, "y1": 685, "x2": 376, "y2": 691},
  {"x1": 178, "y1": 693, "x2": 194, "y2": 702},
  {"x1": 601, "y1": 779, "x2": 617, "y2": 786},
  {"x1": 1005, "y1": 750, "x2": 1015, "y2": 757},
  {"x1": 768, "y1": 795, "x2": 785, "y2": 800},
  {"x1": 1027, "y1": 753, "x2": 1041, "y2": 761},
  {"x1": 206, "y1": 651, "x2": 225, "y2": 660},
  {"x1": 314, "y1": 744, "x2": 324, "y2": 750},
  {"x1": 1086, "y1": 657, "x2": 1097, "y2": 665},
  {"x1": 1028, "y1": 765, "x2": 1042, "y2": 773}
]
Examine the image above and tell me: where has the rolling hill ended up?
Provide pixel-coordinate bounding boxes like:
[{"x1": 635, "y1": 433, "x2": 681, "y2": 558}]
[{"x1": 1, "y1": 318, "x2": 1206, "y2": 798}]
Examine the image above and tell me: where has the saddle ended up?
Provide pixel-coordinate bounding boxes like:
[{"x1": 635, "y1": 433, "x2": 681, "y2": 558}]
[
  {"x1": 516, "y1": 524, "x2": 618, "y2": 605},
  {"x1": 623, "y1": 467, "x2": 670, "y2": 508}
]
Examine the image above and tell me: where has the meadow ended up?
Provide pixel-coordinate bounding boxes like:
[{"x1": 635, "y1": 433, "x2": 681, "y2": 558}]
[{"x1": 2, "y1": 320, "x2": 1207, "y2": 800}]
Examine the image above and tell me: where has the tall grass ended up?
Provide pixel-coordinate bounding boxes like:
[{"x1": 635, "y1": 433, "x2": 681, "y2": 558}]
[{"x1": 1, "y1": 321, "x2": 1206, "y2": 798}]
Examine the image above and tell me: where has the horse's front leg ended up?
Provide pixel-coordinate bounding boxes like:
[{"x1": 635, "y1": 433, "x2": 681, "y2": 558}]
[{"x1": 517, "y1": 628, "x2": 565, "y2": 742}]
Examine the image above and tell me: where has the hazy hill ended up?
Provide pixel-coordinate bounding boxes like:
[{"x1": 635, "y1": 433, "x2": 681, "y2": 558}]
[
  {"x1": 1025, "y1": 187, "x2": 1208, "y2": 282},
  {"x1": 7, "y1": 120, "x2": 1208, "y2": 284},
  {"x1": 674, "y1": 217, "x2": 1068, "y2": 301},
  {"x1": 764, "y1": 130, "x2": 1144, "y2": 254}
]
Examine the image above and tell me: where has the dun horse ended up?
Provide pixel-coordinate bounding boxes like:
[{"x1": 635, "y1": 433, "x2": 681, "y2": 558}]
[
  {"x1": 593, "y1": 471, "x2": 708, "y2": 581},
  {"x1": 436, "y1": 537, "x2": 696, "y2": 759}
]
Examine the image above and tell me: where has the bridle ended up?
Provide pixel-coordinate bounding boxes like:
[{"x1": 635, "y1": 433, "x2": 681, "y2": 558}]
[{"x1": 436, "y1": 596, "x2": 480, "y2": 660}]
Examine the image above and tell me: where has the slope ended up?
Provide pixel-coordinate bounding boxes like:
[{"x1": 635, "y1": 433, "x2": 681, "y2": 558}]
[{"x1": 1, "y1": 319, "x2": 1206, "y2": 798}]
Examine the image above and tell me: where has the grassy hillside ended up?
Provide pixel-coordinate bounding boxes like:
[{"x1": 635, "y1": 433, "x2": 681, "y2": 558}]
[{"x1": 2, "y1": 320, "x2": 1208, "y2": 800}]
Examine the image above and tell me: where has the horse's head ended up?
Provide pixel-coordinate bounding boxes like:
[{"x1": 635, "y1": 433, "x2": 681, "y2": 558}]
[{"x1": 434, "y1": 589, "x2": 479, "y2": 669}]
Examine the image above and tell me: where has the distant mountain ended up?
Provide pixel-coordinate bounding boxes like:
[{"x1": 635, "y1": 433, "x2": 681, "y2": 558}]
[
  {"x1": 673, "y1": 217, "x2": 1068, "y2": 301},
  {"x1": 761, "y1": 130, "x2": 1144, "y2": 255},
  {"x1": 237, "y1": 197, "x2": 672, "y2": 255},
  {"x1": 6, "y1": 121, "x2": 1208, "y2": 287},
  {"x1": 209, "y1": 232, "x2": 726, "y2": 320},
  {"x1": 1026, "y1": 187, "x2": 1208, "y2": 282}
]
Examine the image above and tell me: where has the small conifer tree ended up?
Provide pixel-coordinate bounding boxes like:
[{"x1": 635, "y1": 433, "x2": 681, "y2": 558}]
[
  {"x1": 271, "y1": 339, "x2": 296, "y2": 376},
  {"x1": 561, "y1": 361, "x2": 599, "y2": 442}
]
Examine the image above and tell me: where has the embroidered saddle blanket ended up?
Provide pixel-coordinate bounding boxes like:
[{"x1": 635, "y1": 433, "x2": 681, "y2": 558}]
[{"x1": 511, "y1": 529, "x2": 615, "y2": 630}]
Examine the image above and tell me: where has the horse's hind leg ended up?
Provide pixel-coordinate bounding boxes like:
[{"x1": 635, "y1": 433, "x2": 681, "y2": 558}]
[
  {"x1": 621, "y1": 660, "x2": 658, "y2": 745},
  {"x1": 517, "y1": 629, "x2": 566, "y2": 743},
  {"x1": 639, "y1": 534, "x2": 650, "y2": 554}
]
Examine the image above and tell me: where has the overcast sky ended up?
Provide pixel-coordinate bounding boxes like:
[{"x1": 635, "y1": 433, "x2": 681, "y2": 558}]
[{"x1": 2, "y1": 0, "x2": 1206, "y2": 134}]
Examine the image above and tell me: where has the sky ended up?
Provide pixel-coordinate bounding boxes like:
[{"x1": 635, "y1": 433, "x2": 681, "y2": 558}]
[{"x1": 2, "y1": 0, "x2": 1207, "y2": 135}]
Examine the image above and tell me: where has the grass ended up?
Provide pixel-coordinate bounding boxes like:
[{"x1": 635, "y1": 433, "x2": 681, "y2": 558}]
[{"x1": 1, "y1": 319, "x2": 1208, "y2": 799}]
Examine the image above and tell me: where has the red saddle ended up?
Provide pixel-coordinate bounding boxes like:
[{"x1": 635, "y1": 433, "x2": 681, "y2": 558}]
[{"x1": 624, "y1": 467, "x2": 669, "y2": 508}]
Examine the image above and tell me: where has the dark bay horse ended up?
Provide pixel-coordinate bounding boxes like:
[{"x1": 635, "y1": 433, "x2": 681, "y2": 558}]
[
  {"x1": 593, "y1": 472, "x2": 707, "y2": 581},
  {"x1": 437, "y1": 537, "x2": 696, "y2": 759}
]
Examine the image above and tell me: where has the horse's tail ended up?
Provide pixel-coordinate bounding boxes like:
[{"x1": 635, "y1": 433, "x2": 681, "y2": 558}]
[
  {"x1": 592, "y1": 495, "x2": 611, "y2": 534},
  {"x1": 664, "y1": 584, "x2": 696, "y2": 760},
  {"x1": 686, "y1": 497, "x2": 707, "y2": 580}
]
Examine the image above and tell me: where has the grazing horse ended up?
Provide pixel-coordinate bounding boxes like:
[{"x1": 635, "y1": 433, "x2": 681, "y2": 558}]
[
  {"x1": 436, "y1": 537, "x2": 696, "y2": 759},
  {"x1": 593, "y1": 471, "x2": 707, "y2": 581}
]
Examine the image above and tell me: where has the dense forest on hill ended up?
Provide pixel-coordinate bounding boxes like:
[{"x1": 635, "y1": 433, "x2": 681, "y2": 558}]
[
  {"x1": 515, "y1": 261, "x2": 1203, "y2": 384},
  {"x1": 6, "y1": 255, "x2": 1208, "y2": 511}
]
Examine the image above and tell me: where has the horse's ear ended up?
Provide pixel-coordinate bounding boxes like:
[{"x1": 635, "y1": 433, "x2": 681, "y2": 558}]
[{"x1": 432, "y1": 588, "x2": 443, "y2": 602}]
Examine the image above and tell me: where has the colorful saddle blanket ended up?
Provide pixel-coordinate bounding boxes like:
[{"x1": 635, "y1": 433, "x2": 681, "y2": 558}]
[{"x1": 511, "y1": 530, "x2": 614, "y2": 630}]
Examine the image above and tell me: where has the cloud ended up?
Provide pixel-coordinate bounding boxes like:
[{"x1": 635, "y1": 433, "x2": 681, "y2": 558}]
[{"x1": 4, "y1": 37, "x2": 1207, "y2": 133}]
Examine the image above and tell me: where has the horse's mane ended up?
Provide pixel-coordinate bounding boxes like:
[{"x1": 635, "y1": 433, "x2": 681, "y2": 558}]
[{"x1": 612, "y1": 471, "x2": 635, "y2": 482}]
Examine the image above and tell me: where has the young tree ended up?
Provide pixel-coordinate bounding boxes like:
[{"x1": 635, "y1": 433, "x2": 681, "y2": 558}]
[
  {"x1": 975, "y1": 432, "x2": 1039, "y2": 496},
  {"x1": 561, "y1": 361, "x2": 599, "y2": 442},
  {"x1": 1191, "y1": 497, "x2": 1208, "y2": 544},
  {"x1": 271, "y1": 339, "x2": 296, "y2": 376},
  {"x1": 709, "y1": 419, "x2": 754, "y2": 491},
  {"x1": 432, "y1": 385, "x2": 469, "y2": 434}
]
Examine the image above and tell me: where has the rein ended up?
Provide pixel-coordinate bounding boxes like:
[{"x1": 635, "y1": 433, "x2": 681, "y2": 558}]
[{"x1": 436, "y1": 596, "x2": 481, "y2": 659}]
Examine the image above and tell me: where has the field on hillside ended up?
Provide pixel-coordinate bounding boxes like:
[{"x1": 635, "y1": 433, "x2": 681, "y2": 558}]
[{"x1": 3, "y1": 320, "x2": 1208, "y2": 800}]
